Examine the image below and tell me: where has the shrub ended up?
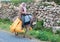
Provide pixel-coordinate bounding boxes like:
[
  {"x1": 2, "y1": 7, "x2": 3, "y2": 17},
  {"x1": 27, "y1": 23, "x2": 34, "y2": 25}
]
[
  {"x1": 49, "y1": 35, "x2": 59, "y2": 42},
  {"x1": 34, "y1": 20, "x2": 44, "y2": 30},
  {"x1": 37, "y1": 31, "x2": 49, "y2": 41},
  {"x1": 0, "y1": 18, "x2": 12, "y2": 24},
  {"x1": 29, "y1": 30, "x2": 36, "y2": 36},
  {"x1": 42, "y1": 27, "x2": 53, "y2": 33},
  {"x1": 29, "y1": 30, "x2": 60, "y2": 41},
  {"x1": 0, "y1": 18, "x2": 12, "y2": 31},
  {"x1": 11, "y1": 0, "x2": 20, "y2": 5},
  {"x1": 56, "y1": 29, "x2": 60, "y2": 34},
  {"x1": 29, "y1": 30, "x2": 49, "y2": 41},
  {"x1": 54, "y1": 0, "x2": 60, "y2": 5},
  {"x1": 11, "y1": 0, "x2": 33, "y2": 5}
]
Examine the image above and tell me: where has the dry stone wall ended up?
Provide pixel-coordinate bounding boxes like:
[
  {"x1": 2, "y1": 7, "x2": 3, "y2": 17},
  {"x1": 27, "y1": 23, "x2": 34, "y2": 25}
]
[{"x1": 0, "y1": 2, "x2": 60, "y2": 28}]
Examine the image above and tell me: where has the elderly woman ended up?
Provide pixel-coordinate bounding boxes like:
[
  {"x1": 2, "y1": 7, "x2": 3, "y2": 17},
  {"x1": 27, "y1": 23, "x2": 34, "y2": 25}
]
[
  {"x1": 18, "y1": 2, "x2": 33, "y2": 38},
  {"x1": 19, "y1": 2, "x2": 27, "y2": 27}
]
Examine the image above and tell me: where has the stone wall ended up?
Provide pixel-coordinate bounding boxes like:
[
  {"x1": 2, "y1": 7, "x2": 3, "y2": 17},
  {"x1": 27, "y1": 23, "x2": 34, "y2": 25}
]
[
  {"x1": 0, "y1": 3, "x2": 18, "y2": 21},
  {"x1": 27, "y1": 2, "x2": 60, "y2": 28},
  {"x1": 27, "y1": 2, "x2": 60, "y2": 33},
  {"x1": 0, "y1": 2, "x2": 60, "y2": 28}
]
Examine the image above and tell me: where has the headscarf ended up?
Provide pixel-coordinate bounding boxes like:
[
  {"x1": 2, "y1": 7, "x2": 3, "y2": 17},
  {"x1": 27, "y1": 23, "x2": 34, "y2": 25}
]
[
  {"x1": 20, "y1": 2, "x2": 26, "y2": 7},
  {"x1": 19, "y1": 2, "x2": 27, "y2": 14}
]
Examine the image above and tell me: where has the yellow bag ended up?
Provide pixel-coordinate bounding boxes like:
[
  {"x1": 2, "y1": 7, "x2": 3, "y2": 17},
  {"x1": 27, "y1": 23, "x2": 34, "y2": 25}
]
[
  {"x1": 10, "y1": 18, "x2": 32, "y2": 33},
  {"x1": 10, "y1": 18, "x2": 25, "y2": 33},
  {"x1": 15, "y1": 21, "x2": 25, "y2": 33},
  {"x1": 10, "y1": 26, "x2": 15, "y2": 33},
  {"x1": 10, "y1": 18, "x2": 21, "y2": 33}
]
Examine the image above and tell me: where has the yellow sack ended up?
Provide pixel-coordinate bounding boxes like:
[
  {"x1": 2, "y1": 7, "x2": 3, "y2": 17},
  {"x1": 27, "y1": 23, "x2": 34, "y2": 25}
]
[
  {"x1": 10, "y1": 17, "x2": 32, "y2": 33},
  {"x1": 15, "y1": 20, "x2": 25, "y2": 33},
  {"x1": 10, "y1": 18, "x2": 25, "y2": 33},
  {"x1": 10, "y1": 18, "x2": 21, "y2": 33}
]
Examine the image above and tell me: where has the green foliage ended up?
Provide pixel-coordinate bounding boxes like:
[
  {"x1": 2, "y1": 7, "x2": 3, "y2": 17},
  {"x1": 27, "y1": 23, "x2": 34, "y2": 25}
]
[
  {"x1": 11, "y1": 0, "x2": 20, "y2": 5},
  {"x1": 0, "y1": 18, "x2": 12, "y2": 24},
  {"x1": 29, "y1": 30, "x2": 36, "y2": 36},
  {"x1": 42, "y1": 27, "x2": 53, "y2": 33},
  {"x1": 54, "y1": 0, "x2": 60, "y2": 5},
  {"x1": 11, "y1": 0, "x2": 33, "y2": 5},
  {"x1": 0, "y1": 18, "x2": 12, "y2": 31},
  {"x1": 34, "y1": 20, "x2": 44, "y2": 30},
  {"x1": 0, "y1": 23, "x2": 10, "y2": 31},
  {"x1": 44, "y1": 0, "x2": 60, "y2": 5},
  {"x1": 36, "y1": 31, "x2": 49, "y2": 41},
  {"x1": 29, "y1": 30, "x2": 49, "y2": 41},
  {"x1": 56, "y1": 29, "x2": 60, "y2": 34},
  {"x1": 29, "y1": 30, "x2": 60, "y2": 42},
  {"x1": 49, "y1": 35, "x2": 59, "y2": 42}
]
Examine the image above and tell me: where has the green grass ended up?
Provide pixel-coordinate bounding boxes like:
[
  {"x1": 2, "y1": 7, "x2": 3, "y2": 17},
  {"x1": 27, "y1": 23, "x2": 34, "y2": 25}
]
[
  {"x1": 32, "y1": 21, "x2": 60, "y2": 42},
  {"x1": 0, "y1": 22, "x2": 10, "y2": 31},
  {"x1": 29, "y1": 30, "x2": 60, "y2": 42},
  {"x1": 0, "y1": 18, "x2": 12, "y2": 31},
  {"x1": 11, "y1": 0, "x2": 33, "y2": 5}
]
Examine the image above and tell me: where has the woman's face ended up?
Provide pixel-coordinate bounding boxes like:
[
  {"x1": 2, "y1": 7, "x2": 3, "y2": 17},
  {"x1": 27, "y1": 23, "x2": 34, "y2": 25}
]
[{"x1": 23, "y1": 4, "x2": 26, "y2": 7}]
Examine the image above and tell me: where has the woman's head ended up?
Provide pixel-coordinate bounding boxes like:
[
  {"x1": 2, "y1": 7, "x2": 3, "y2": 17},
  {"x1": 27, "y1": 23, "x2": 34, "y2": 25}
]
[{"x1": 20, "y1": 2, "x2": 26, "y2": 7}]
